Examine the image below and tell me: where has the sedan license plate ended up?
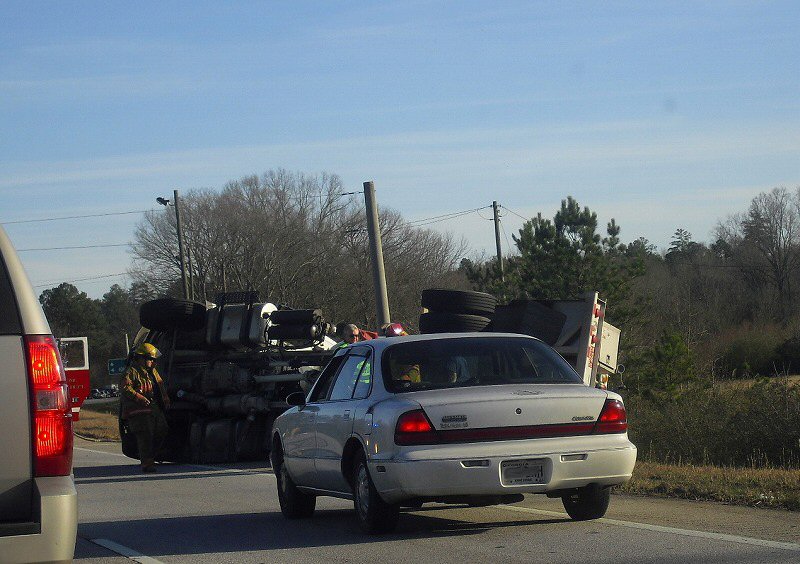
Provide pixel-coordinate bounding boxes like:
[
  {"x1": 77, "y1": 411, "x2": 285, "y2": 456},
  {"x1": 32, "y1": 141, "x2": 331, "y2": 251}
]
[{"x1": 501, "y1": 459, "x2": 545, "y2": 486}]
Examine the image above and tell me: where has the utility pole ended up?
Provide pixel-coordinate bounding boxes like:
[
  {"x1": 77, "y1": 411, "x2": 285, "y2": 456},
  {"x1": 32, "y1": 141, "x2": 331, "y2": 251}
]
[
  {"x1": 363, "y1": 181, "x2": 391, "y2": 326},
  {"x1": 187, "y1": 246, "x2": 195, "y2": 301},
  {"x1": 493, "y1": 200, "x2": 504, "y2": 281},
  {"x1": 173, "y1": 190, "x2": 190, "y2": 299}
]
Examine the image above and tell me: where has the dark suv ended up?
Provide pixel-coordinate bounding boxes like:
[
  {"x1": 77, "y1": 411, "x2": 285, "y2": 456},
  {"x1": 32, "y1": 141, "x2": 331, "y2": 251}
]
[{"x1": 0, "y1": 225, "x2": 77, "y2": 562}]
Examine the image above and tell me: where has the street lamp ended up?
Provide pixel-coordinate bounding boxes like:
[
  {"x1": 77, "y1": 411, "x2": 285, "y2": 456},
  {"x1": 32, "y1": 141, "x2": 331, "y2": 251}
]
[{"x1": 157, "y1": 190, "x2": 190, "y2": 300}]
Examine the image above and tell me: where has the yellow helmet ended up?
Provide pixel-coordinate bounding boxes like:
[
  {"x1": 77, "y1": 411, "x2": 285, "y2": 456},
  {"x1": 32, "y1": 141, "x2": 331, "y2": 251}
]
[{"x1": 134, "y1": 343, "x2": 161, "y2": 360}]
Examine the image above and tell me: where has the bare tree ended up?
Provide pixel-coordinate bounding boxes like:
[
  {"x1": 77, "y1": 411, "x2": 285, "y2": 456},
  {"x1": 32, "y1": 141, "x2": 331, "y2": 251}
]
[
  {"x1": 129, "y1": 170, "x2": 468, "y2": 330},
  {"x1": 715, "y1": 186, "x2": 800, "y2": 321}
]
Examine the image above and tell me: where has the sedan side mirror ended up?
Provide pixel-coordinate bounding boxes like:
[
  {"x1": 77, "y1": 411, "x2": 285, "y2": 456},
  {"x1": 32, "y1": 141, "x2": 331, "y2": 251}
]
[{"x1": 285, "y1": 391, "x2": 306, "y2": 407}]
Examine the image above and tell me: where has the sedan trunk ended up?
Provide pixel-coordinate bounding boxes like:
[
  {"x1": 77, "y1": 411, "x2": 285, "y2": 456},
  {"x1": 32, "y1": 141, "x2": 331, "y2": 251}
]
[{"x1": 412, "y1": 384, "x2": 608, "y2": 433}]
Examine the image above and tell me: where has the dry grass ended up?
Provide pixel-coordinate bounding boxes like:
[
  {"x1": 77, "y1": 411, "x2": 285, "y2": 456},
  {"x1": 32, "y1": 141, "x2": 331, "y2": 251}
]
[
  {"x1": 717, "y1": 374, "x2": 800, "y2": 390},
  {"x1": 621, "y1": 461, "x2": 800, "y2": 511},
  {"x1": 73, "y1": 407, "x2": 120, "y2": 441},
  {"x1": 72, "y1": 405, "x2": 800, "y2": 511}
]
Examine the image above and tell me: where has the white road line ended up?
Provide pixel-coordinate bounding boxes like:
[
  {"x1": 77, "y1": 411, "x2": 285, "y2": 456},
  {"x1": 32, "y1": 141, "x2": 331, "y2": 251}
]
[
  {"x1": 90, "y1": 538, "x2": 166, "y2": 563},
  {"x1": 500, "y1": 505, "x2": 800, "y2": 552},
  {"x1": 75, "y1": 446, "x2": 130, "y2": 458}
]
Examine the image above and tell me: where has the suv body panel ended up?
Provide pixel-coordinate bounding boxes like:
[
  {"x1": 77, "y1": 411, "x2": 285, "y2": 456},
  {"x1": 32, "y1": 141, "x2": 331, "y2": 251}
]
[
  {"x1": 0, "y1": 225, "x2": 77, "y2": 562},
  {"x1": 0, "y1": 337, "x2": 33, "y2": 522}
]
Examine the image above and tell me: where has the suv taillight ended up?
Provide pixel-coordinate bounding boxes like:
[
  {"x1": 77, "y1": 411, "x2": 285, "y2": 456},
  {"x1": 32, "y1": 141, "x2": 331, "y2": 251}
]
[
  {"x1": 25, "y1": 335, "x2": 73, "y2": 476},
  {"x1": 593, "y1": 399, "x2": 628, "y2": 434}
]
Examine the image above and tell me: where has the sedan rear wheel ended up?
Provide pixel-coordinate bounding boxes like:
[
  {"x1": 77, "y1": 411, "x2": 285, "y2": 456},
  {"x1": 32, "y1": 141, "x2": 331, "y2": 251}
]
[
  {"x1": 272, "y1": 448, "x2": 316, "y2": 519},
  {"x1": 352, "y1": 453, "x2": 399, "y2": 534},
  {"x1": 561, "y1": 485, "x2": 611, "y2": 520}
]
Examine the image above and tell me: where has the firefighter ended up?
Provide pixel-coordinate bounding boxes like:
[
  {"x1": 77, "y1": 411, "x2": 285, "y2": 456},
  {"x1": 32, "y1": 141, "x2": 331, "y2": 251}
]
[{"x1": 120, "y1": 343, "x2": 170, "y2": 473}]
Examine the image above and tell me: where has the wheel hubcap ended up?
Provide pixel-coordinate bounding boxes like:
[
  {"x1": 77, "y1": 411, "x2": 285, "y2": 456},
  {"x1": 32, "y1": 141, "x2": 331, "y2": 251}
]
[{"x1": 356, "y1": 465, "x2": 370, "y2": 518}]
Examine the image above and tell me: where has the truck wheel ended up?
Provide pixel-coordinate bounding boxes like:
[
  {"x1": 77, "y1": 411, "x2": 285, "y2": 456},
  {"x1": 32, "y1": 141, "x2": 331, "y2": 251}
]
[
  {"x1": 139, "y1": 298, "x2": 206, "y2": 332},
  {"x1": 352, "y1": 453, "x2": 399, "y2": 534},
  {"x1": 271, "y1": 446, "x2": 315, "y2": 518},
  {"x1": 562, "y1": 485, "x2": 611, "y2": 520},
  {"x1": 421, "y1": 288, "x2": 497, "y2": 316},
  {"x1": 419, "y1": 312, "x2": 492, "y2": 333},
  {"x1": 119, "y1": 418, "x2": 138, "y2": 459}
]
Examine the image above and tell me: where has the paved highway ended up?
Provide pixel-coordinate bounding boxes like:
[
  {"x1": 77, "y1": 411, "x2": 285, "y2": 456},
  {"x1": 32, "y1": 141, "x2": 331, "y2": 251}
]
[{"x1": 72, "y1": 438, "x2": 799, "y2": 563}]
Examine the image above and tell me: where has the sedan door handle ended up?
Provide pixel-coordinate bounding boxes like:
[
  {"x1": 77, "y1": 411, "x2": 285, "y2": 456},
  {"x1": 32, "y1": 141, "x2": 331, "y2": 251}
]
[{"x1": 343, "y1": 409, "x2": 351, "y2": 418}]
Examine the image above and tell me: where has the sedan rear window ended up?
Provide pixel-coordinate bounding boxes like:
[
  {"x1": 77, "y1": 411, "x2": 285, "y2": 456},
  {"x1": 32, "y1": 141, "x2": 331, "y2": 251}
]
[{"x1": 382, "y1": 336, "x2": 582, "y2": 393}]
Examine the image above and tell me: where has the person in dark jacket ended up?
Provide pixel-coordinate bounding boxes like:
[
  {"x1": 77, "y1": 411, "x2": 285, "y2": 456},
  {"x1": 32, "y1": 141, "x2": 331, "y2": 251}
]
[{"x1": 120, "y1": 343, "x2": 170, "y2": 472}]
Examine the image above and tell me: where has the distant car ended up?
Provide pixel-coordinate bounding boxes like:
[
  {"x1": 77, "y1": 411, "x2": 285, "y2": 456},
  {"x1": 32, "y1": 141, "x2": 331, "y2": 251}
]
[
  {"x1": 0, "y1": 225, "x2": 77, "y2": 561},
  {"x1": 89, "y1": 388, "x2": 103, "y2": 399},
  {"x1": 99, "y1": 387, "x2": 118, "y2": 398},
  {"x1": 271, "y1": 333, "x2": 637, "y2": 533}
]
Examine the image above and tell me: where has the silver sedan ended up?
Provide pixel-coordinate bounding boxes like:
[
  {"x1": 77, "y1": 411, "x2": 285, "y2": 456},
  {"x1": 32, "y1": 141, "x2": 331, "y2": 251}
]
[{"x1": 271, "y1": 333, "x2": 637, "y2": 533}]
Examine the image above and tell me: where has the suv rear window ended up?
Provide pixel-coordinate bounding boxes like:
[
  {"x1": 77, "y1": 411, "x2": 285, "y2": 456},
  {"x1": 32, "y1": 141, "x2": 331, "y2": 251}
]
[
  {"x1": 382, "y1": 336, "x2": 582, "y2": 393},
  {"x1": 0, "y1": 256, "x2": 22, "y2": 335}
]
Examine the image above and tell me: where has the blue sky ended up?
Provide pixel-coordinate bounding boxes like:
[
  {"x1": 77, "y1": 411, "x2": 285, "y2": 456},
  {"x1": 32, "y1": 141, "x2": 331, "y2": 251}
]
[{"x1": 1, "y1": 1, "x2": 798, "y2": 298}]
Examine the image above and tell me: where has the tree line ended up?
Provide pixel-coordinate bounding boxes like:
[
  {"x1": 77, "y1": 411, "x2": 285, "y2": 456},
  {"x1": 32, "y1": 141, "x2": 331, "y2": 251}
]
[
  {"x1": 39, "y1": 282, "x2": 152, "y2": 384},
  {"x1": 463, "y1": 186, "x2": 800, "y2": 392},
  {"x1": 39, "y1": 169, "x2": 800, "y2": 389}
]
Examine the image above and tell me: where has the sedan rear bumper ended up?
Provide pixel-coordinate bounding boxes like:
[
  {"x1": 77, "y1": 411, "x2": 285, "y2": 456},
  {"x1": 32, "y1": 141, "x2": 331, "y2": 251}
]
[{"x1": 369, "y1": 437, "x2": 637, "y2": 504}]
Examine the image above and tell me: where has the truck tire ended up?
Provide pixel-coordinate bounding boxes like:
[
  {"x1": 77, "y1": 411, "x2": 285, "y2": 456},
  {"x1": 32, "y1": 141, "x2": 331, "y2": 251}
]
[
  {"x1": 119, "y1": 418, "x2": 138, "y2": 459},
  {"x1": 419, "y1": 312, "x2": 492, "y2": 333},
  {"x1": 352, "y1": 452, "x2": 399, "y2": 533},
  {"x1": 140, "y1": 298, "x2": 206, "y2": 332},
  {"x1": 562, "y1": 485, "x2": 611, "y2": 520},
  {"x1": 421, "y1": 289, "x2": 496, "y2": 316}
]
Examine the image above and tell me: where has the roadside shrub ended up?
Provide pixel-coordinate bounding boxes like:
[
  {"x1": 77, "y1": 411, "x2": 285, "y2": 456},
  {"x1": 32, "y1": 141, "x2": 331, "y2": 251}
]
[
  {"x1": 626, "y1": 378, "x2": 800, "y2": 469},
  {"x1": 624, "y1": 331, "x2": 695, "y2": 397},
  {"x1": 717, "y1": 325, "x2": 786, "y2": 378},
  {"x1": 776, "y1": 336, "x2": 800, "y2": 374}
]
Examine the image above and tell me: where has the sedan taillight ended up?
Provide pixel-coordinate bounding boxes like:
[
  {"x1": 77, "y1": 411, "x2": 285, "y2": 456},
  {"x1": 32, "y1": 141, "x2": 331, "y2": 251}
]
[
  {"x1": 25, "y1": 335, "x2": 73, "y2": 476},
  {"x1": 593, "y1": 399, "x2": 628, "y2": 434},
  {"x1": 394, "y1": 410, "x2": 438, "y2": 446}
]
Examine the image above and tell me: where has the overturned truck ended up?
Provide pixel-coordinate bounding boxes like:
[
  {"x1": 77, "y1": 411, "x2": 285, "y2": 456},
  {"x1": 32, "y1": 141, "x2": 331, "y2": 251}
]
[
  {"x1": 121, "y1": 292, "x2": 337, "y2": 464},
  {"x1": 122, "y1": 288, "x2": 621, "y2": 465}
]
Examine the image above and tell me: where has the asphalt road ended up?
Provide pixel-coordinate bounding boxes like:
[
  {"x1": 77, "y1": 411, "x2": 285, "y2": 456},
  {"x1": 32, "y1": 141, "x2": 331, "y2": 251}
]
[{"x1": 73, "y1": 437, "x2": 800, "y2": 563}]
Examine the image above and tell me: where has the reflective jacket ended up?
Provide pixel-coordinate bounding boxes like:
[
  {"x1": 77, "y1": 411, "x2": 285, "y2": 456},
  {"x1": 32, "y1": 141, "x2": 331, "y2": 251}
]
[{"x1": 120, "y1": 364, "x2": 170, "y2": 419}]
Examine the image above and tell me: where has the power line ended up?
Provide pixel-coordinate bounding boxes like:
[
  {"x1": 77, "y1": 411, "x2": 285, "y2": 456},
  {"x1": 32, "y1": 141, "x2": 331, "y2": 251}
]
[
  {"x1": 476, "y1": 208, "x2": 494, "y2": 221},
  {"x1": 412, "y1": 210, "x2": 477, "y2": 227},
  {"x1": 408, "y1": 209, "x2": 475, "y2": 225},
  {"x1": 32, "y1": 272, "x2": 128, "y2": 289},
  {"x1": 1, "y1": 209, "x2": 157, "y2": 225},
  {"x1": 18, "y1": 243, "x2": 130, "y2": 252},
  {"x1": 499, "y1": 205, "x2": 529, "y2": 222},
  {"x1": 408, "y1": 206, "x2": 492, "y2": 227},
  {"x1": 499, "y1": 215, "x2": 514, "y2": 253}
]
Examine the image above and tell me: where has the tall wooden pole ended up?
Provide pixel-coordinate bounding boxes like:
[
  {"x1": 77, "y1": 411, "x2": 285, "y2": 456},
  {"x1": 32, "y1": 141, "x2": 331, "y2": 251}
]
[{"x1": 363, "y1": 181, "x2": 390, "y2": 326}]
